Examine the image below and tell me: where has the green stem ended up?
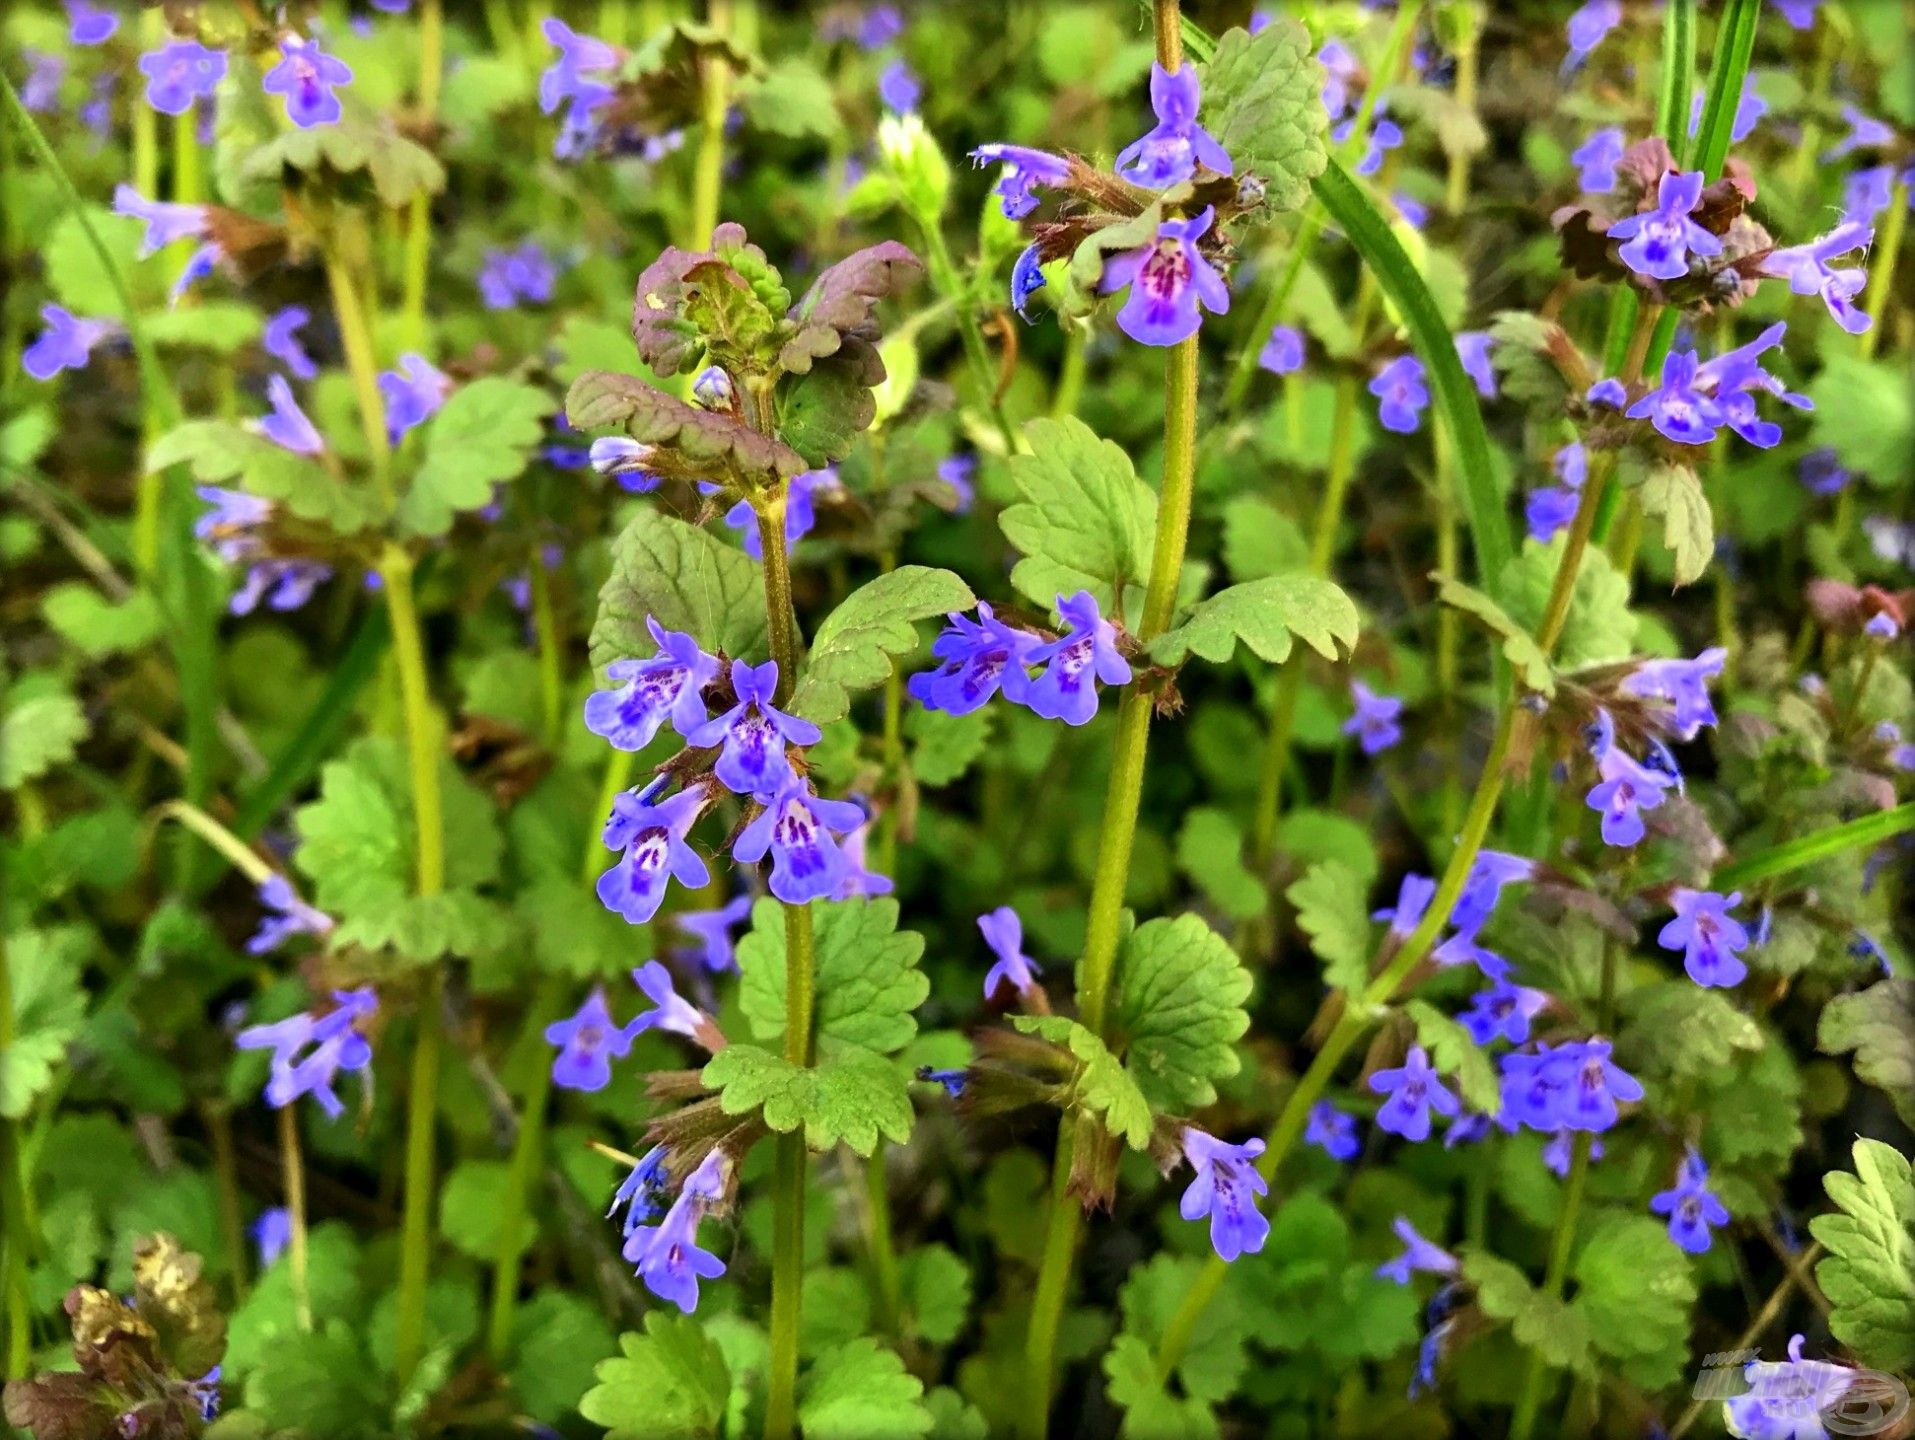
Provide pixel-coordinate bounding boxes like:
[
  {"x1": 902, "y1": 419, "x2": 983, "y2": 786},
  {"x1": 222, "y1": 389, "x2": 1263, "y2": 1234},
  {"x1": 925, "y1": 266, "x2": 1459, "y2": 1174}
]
[
  {"x1": 279, "y1": 1104, "x2": 311, "y2": 1331},
  {"x1": 2, "y1": 930, "x2": 32, "y2": 1379},
  {"x1": 206, "y1": 1103, "x2": 249, "y2": 1299},
  {"x1": 1050, "y1": 326, "x2": 1088, "y2": 419},
  {"x1": 860, "y1": 1146, "x2": 903, "y2": 1336},
  {"x1": 486, "y1": 979, "x2": 565, "y2": 1362},
  {"x1": 918, "y1": 219, "x2": 1021, "y2": 455},
  {"x1": 685, "y1": 6, "x2": 731, "y2": 250},
  {"x1": 399, "y1": 0, "x2": 445, "y2": 353},
  {"x1": 1858, "y1": 184, "x2": 1906, "y2": 365},
  {"x1": 1018, "y1": 43, "x2": 1203, "y2": 1411},
  {"x1": 1656, "y1": 0, "x2": 1698, "y2": 168},
  {"x1": 530, "y1": 552, "x2": 565, "y2": 749}
]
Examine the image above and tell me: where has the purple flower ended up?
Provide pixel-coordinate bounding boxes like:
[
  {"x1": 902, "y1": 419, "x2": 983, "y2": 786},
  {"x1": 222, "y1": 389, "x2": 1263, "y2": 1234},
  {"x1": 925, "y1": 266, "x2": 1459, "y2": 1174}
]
[
  {"x1": 917, "y1": 1067, "x2": 966, "y2": 1097},
  {"x1": 1369, "y1": 354, "x2": 1429, "y2": 434},
  {"x1": 969, "y1": 144, "x2": 1071, "y2": 220},
  {"x1": 1759, "y1": 222, "x2": 1873, "y2": 335},
  {"x1": 378, "y1": 353, "x2": 451, "y2": 443},
  {"x1": 1369, "y1": 1045, "x2": 1460, "y2": 1142},
  {"x1": 937, "y1": 454, "x2": 976, "y2": 513},
  {"x1": 1178, "y1": 1128, "x2": 1269, "y2": 1262},
  {"x1": 589, "y1": 436, "x2": 659, "y2": 490},
  {"x1": 672, "y1": 894, "x2": 754, "y2": 974},
  {"x1": 1432, "y1": 930, "x2": 1512, "y2": 982},
  {"x1": 543, "y1": 987, "x2": 636, "y2": 1091},
  {"x1": 1002, "y1": 590, "x2": 1132, "y2": 726},
  {"x1": 909, "y1": 601, "x2": 1040, "y2": 716},
  {"x1": 1658, "y1": 888, "x2": 1750, "y2": 988},
  {"x1": 1526, "y1": 443, "x2": 1588, "y2": 544},
  {"x1": 263, "y1": 306, "x2": 319, "y2": 381},
  {"x1": 113, "y1": 184, "x2": 210, "y2": 256},
  {"x1": 1259, "y1": 324, "x2": 1305, "y2": 375},
  {"x1": 1116, "y1": 62, "x2": 1232, "y2": 189},
  {"x1": 22, "y1": 305, "x2": 119, "y2": 381},
  {"x1": 250, "y1": 1208, "x2": 291, "y2": 1268},
  {"x1": 877, "y1": 58, "x2": 920, "y2": 114},
  {"x1": 235, "y1": 988, "x2": 379, "y2": 1120},
  {"x1": 608, "y1": 1146, "x2": 671, "y2": 1234},
  {"x1": 1690, "y1": 82, "x2": 1767, "y2": 144},
  {"x1": 1562, "y1": 0, "x2": 1622, "y2": 71},
  {"x1": 22, "y1": 50, "x2": 64, "y2": 113},
  {"x1": 1451, "y1": 851, "x2": 1536, "y2": 936},
  {"x1": 585, "y1": 618, "x2": 720, "y2": 752},
  {"x1": 1769, "y1": 0, "x2": 1821, "y2": 28},
  {"x1": 733, "y1": 778, "x2": 867, "y2": 905},
  {"x1": 627, "y1": 1150, "x2": 728, "y2": 1312},
  {"x1": 1822, "y1": 103, "x2": 1895, "y2": 162},
  {"x1": 726, "y1": 468, "x2": 835, "y2": 558},
  {"x1": 478, "y1": 241, "x2": 559, "y2": 309},
  {"x1": 686, "y1": 659, "x2": 822, "y2": 799},
  {"x1": 1620, "y1": 647, "x2": 1726, "y2": 740},
  {"x1": 139, "y1": 40, "x2": 227, "y2": 116},
  {"x1": 1725, "y1": 1335, "x2": 1854, "y2": 1440},
  {"x1": 540, "y1": 18, "x2": 620, "y2": 114},
  {"x1": 232, "y1": 561, "x2": 332, "y2": 616},
  {"x1": 1626, "y1": 349, "x2": 1721, "y2": 446},
  {"x1": 978, "y1": 906, "x2": 1041, "y2": 1001},
  {"x1": 1374, "y1": 873, "x2": 1436, "y2": 939},
  {"x1": 629, "y1": 960, "x2": 718, "y2": 1049},
  {"x1": 1586, "y1": 376, "x2": 1627, "y2": 408},
  {"x1": 1377, "y1": 1217, "x2": 1458, "y2": 1284},
  {"x1": 1585, "y1": 709, "x2": 1676, "y2": 847},
  {"x1": 1305, "y1": 1103, "x2": 1359, "y2": 1161},
  {"x1": 1651, "y1": 1147, "x2": 1731, "y2": 1253},
  {"x1": 691, "y1": 366, "x2": 733, "y2": 410},
  {"x1": 1010, "y1": 242, "x2": 1046, "y2": 320},
  {"x1": 263, "y1": 37, "x2": 353, "y2": 128},
  {"x1": 1548, "y1": 1038, "x2": 1643, "y2": 1132},
  {"x1": 597, "y1": 785, "x2": 712, "y2": 924},
  {"x1": 1460, "y1": 980, "x2": 1549, "y2": 1047},
  {"x1": 1332, "y1": 106, "x2": 1404, "y2": 177},
  {"x1": 832, "y1": 816, "x2": 894, "y2": 900},
  {"x1": 1843, "y1": 165, "x2": 1895, "y2": 225},
  {"x1": 1542, "y1": 1126, "x2": 1603, "y2": 1177},
  {"x1": 1572, "y1": 126, "x2": 1625, "y2": 192},
  {"x1": 257, "y1": 375, "x2": 324, "y2": 455},
  {"x1": 1099, "y1": 207, "x2": 1230, "y2": 347},
  {"x1": 1455, "y1": 332, "x2": 1498, "y2": 400},
  {"x1": 79, "y1": 73, "x2": 115, "y2": 144},
  {"x1": 246, "y1": 874, "x2": 334, "y2": 955},
  {"x1": 66, "y1": 0, "x2": 118, "y2": 44},
  {"x1": 1343, "y1": 680, "x2": 1404, "y2": 755},
  {"x1": 1318, "y1": 39, "x2": 1360, "y2": 120},
  {"x1": 1693, "y1": 323, "x2": 1812, "y2": 447},
  {"x1": 1393, "y1": 191, "x2": 1428, "y2": 229},
  {"x1": 1607, "y1": 170, "x2": 1722, "y2": 281},
  {"x1": 854, "y1": 6, "x2": 906, "y2": 49}
]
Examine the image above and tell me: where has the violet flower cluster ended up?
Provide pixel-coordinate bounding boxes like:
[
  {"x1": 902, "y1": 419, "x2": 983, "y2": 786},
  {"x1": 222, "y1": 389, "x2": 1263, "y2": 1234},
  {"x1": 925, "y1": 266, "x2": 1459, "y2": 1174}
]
[
  {"x1": 235, "y1": 987, "x2": 379, "y2": 1120},
  {"x1": 910, "y1": 592, "x2": 1132, "y2": 727}
]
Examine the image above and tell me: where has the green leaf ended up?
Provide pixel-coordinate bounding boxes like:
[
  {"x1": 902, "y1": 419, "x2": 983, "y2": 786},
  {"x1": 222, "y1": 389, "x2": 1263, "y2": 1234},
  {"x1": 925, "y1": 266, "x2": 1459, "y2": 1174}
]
[
  {"x1": 241, "y1": 1321, "x2": 386, "y2": 1438},
  {"x1": 1198, "y1": 19, "x2": 1329, "y2": 212},
  {"x1": 1102, "y1": 1335, "x2": 1219, "y2": 1440},
  {"x1": 1638, "y1": 462, "x2": 1713, "y2": 587},
  {"x1": 907, "y1": 706, "x2": 992, "y2": 787},
  {"x1": 241, "y1": 117, "x2": 446, "y2": 207},
  {"x1": 0, "y1": 690, "x2": 89, "y2": 789},
  {"x1": 1819, "y1": 979, "x2": 1915, "y2": 1128},
  {"x1": 1572, "y1": 1211, "x2": 1699, "y2": 1389},
  {"x1": 1147, "y1": 575, "x2": 1358, "y2": 667},
  {"x1": 1616, "y1": 982, "x2": 1764, "y2": 1083},
  {"x1": 438, "y1": 1159, "x2": 535, "y2": 1262},
  {"x1": 701, "y1": 1044, "x2": 914, "y2": 1156},
  {"x1": 1809, "y1": 353, "x2": 1911, "y2": 483},
  {"x1": 146, "y1": 302, "x2": 265, "y2": 354},
  {"x1": 1234, "y1": 1191, "x2": 1419, "y2": 1362},
  {"x1": 1175, "y1": 808, "x2": 1264, "y2": 921},
  {"x1": 0, "y1": 928, "x2": 89, "y2": 1118},
  {"x1": 509, "y1": 1290, "x2": 619, "y2": 1425},
  {"x1": 1000, "y1": 417, "x2": 1156, "y2": 612},
  {"x1": 739, "y1": 59, "x2": 843, "y2": 141},
  {"x1": 1219, "y1": 496, "x2": 1307, "y2": 583},
  {"x1": 590, "y1": 507, "x2": 769, "y2": 666},
  {"x1": 736, "y1": 897, "x2": 928, "y2": 1058},
  {"x1": 799, "y1": 1338, "x2": 932, "y2": 1440},
  {"x1": 1810, "y1": 1138, "x2": 1915, "y2": 1372},
  {"x1": 777, "y1": 359, "x2": 878, "y2": 468},
  {"x1": 148, "y1": 420, "x2": 381, "y2": 533},
  {"x1": 899, "y1": 1244, "x2": 972, "y2": 1346},
  {"x1": 1405, "y1": 1000, "x2": 1500, "y2": 1114},
  {"x1": 566, "y1": 370, "x2": 808, "y2": 482},
  {"x1": 1113, "y1": 913, "x2": 1253, "y2": 1111},
  {"x1": 1499, "y1": 535, "x2": 1638, "y2": 670},
  {"x1": 1117, "y1": 1254, "x2": 1250, "y2": 1405},
  {"x1": 399, "y1": 377, "x2": 556, "y2": 537},
  {"x1": 780, "y1": 241, "x2": 924, "y2": 377},
  {"x1": 1487, "y1": 311, "x2": 1577, "y2": 407},
  {"x1": 41, "y1": 582, "x2": 162, "y2": 658},
  {"x1": 1463, "y1": 1250, "x2": 1592, "y2": 1373},
  {"x1": 789, "y1": 566, "x2": 976, "y2": 724},
  {"x1": 1009, "y1": 1016, "x2": 1153, "y2": 1149},
  {"x1": 1432, "y1": 572, "x2": 1555, "y2": 697},
  {"x1": 580, "y1": 1313, "x2": 731, "y2": 1440},
  {"x1": 1285, "y1": 861, "x2": 1373, "y2": 995}
]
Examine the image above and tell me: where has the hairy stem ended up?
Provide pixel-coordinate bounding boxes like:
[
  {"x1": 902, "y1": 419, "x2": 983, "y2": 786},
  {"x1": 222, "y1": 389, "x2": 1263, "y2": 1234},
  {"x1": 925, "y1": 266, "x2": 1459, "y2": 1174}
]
[
  {"x1": 486, "y1": 978, "x2": 565, "y2": 1361},
  {"x1": 206, "y1": 1103, "x2": 249, "y2": 1299},
  {"x1": 399, "y1": 0, "x2": 445, "y2": 353},
  {"x1": 279, "y1": 1104, "x2": 312, "y2": 1331}
]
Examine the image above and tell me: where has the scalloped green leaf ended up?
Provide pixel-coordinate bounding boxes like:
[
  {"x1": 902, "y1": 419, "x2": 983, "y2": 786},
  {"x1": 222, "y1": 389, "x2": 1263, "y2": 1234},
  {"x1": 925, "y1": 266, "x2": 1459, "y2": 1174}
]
[
  {"x1": 700, "y1": 1044, "x2": 913, "y2": 1156},
  {"x1": 147, "y1": 421, "x2": 382, "y2": 534},
  {"x1": 566, "y1": 371, "x2": 808, "y2": 481},
  {"x1": 1199, "y1": 19, "x2": 1330, "y2": 212},
  {"x1": 1148, "y1": 575, "x2": 1358, "y2": 667},
  {"x1": 1001, "y1": 417, "x2": 1156, "y2": 613},
  {"x1": 590, "y1": 507, "x2": 768, "y2": 666},
  {"x1": 1010, "y1": 1015, "x2": 1153, "y2": 1149},
  {"x1": 579, "y1": 1313, "x2": 730, "y2": 1440},
  {"x1": 399, "y1": 377, "x2": 556, "y2": 537},
  {"x1": 1286, "y1": 861, "x2": 1373, "y2": 995},
  {"x1": 735, "y1": 897, "x2": 928, "y2": 1058},
  {"x1": 1433, "y1": 571, "x2": 1556, "y2": 697},
  {"x1": 1810, "y1": 1138, "x2": 1915, "y2": 1372},
  {"x1": 1114, "y1": 913, "x2": 1252, "y2": 1110},
  {"x1": 788, "y1": 566, "x2": 975, "y2": 724}
]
